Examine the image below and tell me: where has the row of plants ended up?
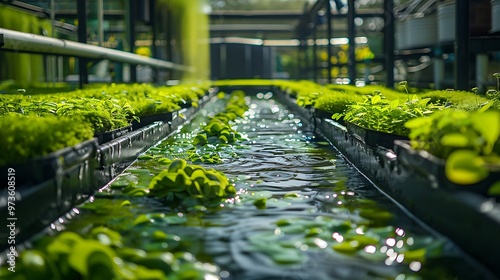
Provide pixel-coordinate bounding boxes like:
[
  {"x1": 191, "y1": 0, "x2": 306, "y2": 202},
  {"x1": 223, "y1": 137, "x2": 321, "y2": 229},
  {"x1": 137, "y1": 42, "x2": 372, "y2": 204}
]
[
  {"x1": 0, "y1": 82, "x2": 210, "y2": 166},
  {"x1": 281, "y1": 78, "x2": 500, "y2": 197},
  {"x1": 217, "y1": 78, "x2": 500, "y2": 196},
  {"x1": 0, "y1": 90, "x2": 249, "y2": 279}
]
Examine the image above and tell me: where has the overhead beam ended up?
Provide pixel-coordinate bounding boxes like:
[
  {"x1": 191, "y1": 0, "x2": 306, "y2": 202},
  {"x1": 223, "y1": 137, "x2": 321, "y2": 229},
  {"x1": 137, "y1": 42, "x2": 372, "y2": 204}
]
[
  {"x1": 210, "y1": 24, "x2": 293, "y2": 32},
  {"x1": 210, "y1": 10, "x2": 302, "y2": 20}
]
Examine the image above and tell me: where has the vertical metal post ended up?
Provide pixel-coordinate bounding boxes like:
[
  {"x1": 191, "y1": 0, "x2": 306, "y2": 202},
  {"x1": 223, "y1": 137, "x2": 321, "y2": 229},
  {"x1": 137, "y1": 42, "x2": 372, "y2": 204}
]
[
  {"x1": 166, "y1": 8, "x2": 173, "y2": 80},
  {"x1": 77, "y1": 0, "x2": 88, "y2": 88},
  {"x1": 326, "y1": 0, "x2": 332, "y2": 84},
  {"x1": 149, "y1": 0, "x2": 158, "y2": 83},
  {"x1": 97, "y1": 0, "x2": 104, "y2": 46},
  {"x1": 383, "y1": 0, "x2": 395, "y2": 88},
  {"x1": 49, "y1": 0, "x2": 56, "y2": 86},
  {"x1": 476, "y1": 54, "x2": 488, "y2": 93},
  {"x1": 455, "y1": 0, "x2": 469, "y2": 90},
  {"x1": 297, "y1": 39, "x2": 301, "y2": 79},
  {"x1": 433, "y1": 57, "x2": 444, "y2": 89},
  {"x1": 126, "y1": 0, "x2": 137, "y2": 82},
  {"x1": 347, "y1": 0, "x2": 356, "y2": 85},
  {"x1": 304, "y1": 37, "x2": 311, "y2": 79},
  {"x1": 313, "y1": 26, "x2": 317, "y2": 83}
]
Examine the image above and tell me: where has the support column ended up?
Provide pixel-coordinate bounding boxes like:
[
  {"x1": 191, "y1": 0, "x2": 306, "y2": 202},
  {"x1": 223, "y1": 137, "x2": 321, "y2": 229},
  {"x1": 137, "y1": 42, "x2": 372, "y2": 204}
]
[
  {"x1": 305, "y1": 38, "x2": 310, "y2": 80},
  {"x1": 326, "y1": 0, "x2": 332, "y2": 84},
  {"x1": 77, "y1": 0, "x2": 88, "y2": 88},
  {"x1": 384, "y1": 0, "x2": 394, "y2": 88},
  {"x1": 433, "y1": 57, "x2": 444, "y2": 90},
  {"x1": 347, "y1": 0, "x2": 356, "y2": 85},
  {"x1": 455, "y1": 0, "x2": 469, "y2": 90},
  {"x1": 149, "y1": 0, "x2": 158, "y2": 83},
  {"x1": 313, "y1": 27, "x2": 317, "y2": 83},
  {"x1": 476, "y1": 54, "x2": 488, "y2": 93}
]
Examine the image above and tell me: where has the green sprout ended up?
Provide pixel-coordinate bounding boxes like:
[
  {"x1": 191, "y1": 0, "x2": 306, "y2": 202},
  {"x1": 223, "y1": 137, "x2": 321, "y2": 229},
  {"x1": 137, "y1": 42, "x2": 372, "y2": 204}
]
[
  {"x1": 493, "y1": 73, "x2": 500, "y2": 91},
  {"x1": 399, "y1": 81, "x2": 409, "y2": 100}
]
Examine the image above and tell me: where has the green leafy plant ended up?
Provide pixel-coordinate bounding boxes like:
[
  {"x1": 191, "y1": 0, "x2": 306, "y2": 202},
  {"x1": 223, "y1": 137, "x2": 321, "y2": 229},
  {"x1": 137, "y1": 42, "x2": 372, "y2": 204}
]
[
  {"x1": 338, "y1": 94, "x2": 441, "y2": 136},
  {"x1": 193, "y1": 90, "x2": 247, "y2": 146},
  {"x1": 406, "y1": 109, "x2": 500, "y2": 186},
  {"x1": 147, "y1": 159, "x2": 236, "y2": 206}
]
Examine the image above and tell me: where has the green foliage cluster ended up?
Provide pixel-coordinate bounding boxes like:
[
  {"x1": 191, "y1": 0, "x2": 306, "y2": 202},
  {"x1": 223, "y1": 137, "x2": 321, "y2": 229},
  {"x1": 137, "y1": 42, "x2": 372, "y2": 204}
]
[
  {"x1": 0, "y1": 94, "x2": 133, "y2": 133},
  {"x1": 0, "y1": 83, "x2": 211, "y2": 164},
  {"x1": 148, "y1": 159, "x2": 236, "y2": 206},
  {"x1": 326, "y1": 84, "x2": 410, "y2": 100},
  {"x1": 0, "y1": 82, "x2": 210, "y2": 132},
  {"x1": 338, "y1": 94, "x2": 442, "y2": 136},
  {"x1": 421, "y1": 89, "x2": 491, "y2": 111},
  {"x1": 0, "y1": 114, "x2": 94, "y2": 166},
  {"x1": 4, "y1": 218, "x2": 218, "y2": 279},
  {"x1": 406, "y1": 109, "x2": 500, "y2": 188},
  {"x1": 85, "y1": 83, "x2": 208, "y2": 117},
  {"x1": 314, "y1": 90, "x2": 365, "y2": 114},
  {"x1": 193, "y1": 90, "x2": 247, "y2": 146}
]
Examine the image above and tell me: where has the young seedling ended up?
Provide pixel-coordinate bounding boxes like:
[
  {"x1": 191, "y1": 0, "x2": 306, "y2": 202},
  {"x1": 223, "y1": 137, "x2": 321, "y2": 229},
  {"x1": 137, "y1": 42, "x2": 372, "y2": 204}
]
[
  {"x1": 472, "y1": 87, "x2": 479, "y2": 107},
  {"x1": 399, "y1": 81, "x2": 409, "y2": 101},
  {"x1": 486, "y1": 89, "x2": 498, "y2": 99},
  {"x1": 493, "y1": 73, "x2": 500, "y2": 91}
]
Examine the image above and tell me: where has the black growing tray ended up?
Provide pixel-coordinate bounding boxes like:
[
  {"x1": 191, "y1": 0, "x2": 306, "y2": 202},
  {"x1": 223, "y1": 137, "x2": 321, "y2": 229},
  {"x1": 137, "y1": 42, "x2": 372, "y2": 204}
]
[
  {"x1": 132, "y1": 112, "x2": 174, "y2": 130},
  {"x1": 94, "y1": 126, "x2": 133, "y2": 144},
  {"x1": 345, "y1": 122, "x2": 409, "y2": 150},
  {"x1": 394, "y1": 140, "x2": 500, "y2": 197},
  {"x1": 0, "y1": 138, "x2": 98, "y2": 248}
]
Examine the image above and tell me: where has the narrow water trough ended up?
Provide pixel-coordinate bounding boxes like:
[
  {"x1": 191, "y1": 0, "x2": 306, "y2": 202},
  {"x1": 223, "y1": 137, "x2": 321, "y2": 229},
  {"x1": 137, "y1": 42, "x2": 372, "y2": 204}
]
[{"x1": 1, "y1": 88, "x2": 497, "y2": 279}]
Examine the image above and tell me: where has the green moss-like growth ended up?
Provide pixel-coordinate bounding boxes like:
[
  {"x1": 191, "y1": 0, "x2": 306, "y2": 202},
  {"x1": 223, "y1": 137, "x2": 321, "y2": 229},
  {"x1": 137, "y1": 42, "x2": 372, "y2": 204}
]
[{"x1": 0, "y1": 114, "x2": 94, "y2": 166}]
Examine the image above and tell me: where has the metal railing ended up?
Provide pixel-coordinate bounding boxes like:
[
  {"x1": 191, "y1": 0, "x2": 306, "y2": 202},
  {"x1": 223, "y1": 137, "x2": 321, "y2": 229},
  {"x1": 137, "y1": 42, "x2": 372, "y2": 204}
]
[{"x1": 0, "y1": 27, "x2": 191, "y2": 72}]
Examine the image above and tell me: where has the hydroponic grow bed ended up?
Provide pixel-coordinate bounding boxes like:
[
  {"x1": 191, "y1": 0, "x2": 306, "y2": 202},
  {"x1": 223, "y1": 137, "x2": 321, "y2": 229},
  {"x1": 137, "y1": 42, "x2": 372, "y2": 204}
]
[{"x1": 1, "y1": 88, "x2": 497, "y2": 280}]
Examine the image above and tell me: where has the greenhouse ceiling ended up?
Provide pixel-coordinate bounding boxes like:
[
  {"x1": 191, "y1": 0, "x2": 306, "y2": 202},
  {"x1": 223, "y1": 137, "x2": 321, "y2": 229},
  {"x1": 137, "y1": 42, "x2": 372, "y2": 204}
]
[
  {"x1": 4, "y1": 0, "x2": 422, "y2": 45},
  {"x1": 207, "y1": 0, "x2": 414, "y2": 41}
]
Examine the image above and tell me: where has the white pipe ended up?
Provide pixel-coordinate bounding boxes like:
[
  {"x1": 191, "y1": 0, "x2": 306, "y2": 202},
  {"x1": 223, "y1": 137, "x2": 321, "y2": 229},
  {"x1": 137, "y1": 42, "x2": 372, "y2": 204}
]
[{"x1": 0, "y1": 28, "x2": 192, "y2": 72}]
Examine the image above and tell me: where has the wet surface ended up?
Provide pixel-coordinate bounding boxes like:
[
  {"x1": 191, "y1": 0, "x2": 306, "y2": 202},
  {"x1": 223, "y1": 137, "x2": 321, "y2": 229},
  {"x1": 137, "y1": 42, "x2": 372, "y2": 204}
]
[{"x1": 50, "y1": 95, "x2": 493, "y2": 280}]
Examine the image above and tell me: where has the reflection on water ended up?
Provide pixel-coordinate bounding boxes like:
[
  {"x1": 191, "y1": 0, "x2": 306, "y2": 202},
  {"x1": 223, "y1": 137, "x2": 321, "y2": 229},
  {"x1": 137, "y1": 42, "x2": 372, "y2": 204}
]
[{"x1": 59, "y1": 95, "x2": 492, "y2": 279}]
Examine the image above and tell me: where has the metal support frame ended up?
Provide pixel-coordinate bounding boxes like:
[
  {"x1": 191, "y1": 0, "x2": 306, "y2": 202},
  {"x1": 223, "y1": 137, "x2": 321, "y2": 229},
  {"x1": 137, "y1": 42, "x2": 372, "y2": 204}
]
[
  {"x1": 126, "y1": 0, "x2": 137, "y2": 82},
  {"x1": 347, "y1": 0, "x2": 356, "y2": 85},
  {"x1": 149, "y1": 0, "x2": 158, "y2": 83},
  {"x1": 455, "y1": 0, "x2": 469, "y2": 90},
  {"x1": 313, "y1": 27, "x2": 317, "y2": 82},
  {"x1": 0, "y1": 34, "x2": 4, "y2": 48},
  {"x1": 326, "y1": 0, "x2": 332, "y2": 84},
  {"x1": 384, "y1": 0, "x2": 395, "y2": 88},
  {"x1": 305, "y1": 38, "x2": 310, "y2": 79},
  {"x1": 77, "y1": 0, "x2": 88, "y2": 88}
]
